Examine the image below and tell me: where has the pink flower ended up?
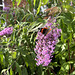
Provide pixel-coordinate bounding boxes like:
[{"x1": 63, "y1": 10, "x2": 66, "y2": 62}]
[
  {"x1": 0, "y1": 27, "x2": 13, "y2": 36},
  {"x1": 34, "y1": 17, "x2": 61, "y2": 66}
]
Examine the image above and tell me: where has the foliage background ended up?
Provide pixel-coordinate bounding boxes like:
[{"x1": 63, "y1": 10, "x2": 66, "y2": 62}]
[{"x1": 0, "y1": 0, "x2": 75, "y2": 75}]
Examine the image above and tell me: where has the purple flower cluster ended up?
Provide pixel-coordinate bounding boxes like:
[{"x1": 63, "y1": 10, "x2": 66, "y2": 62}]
[
  {"x1": 70, "y1": 1, "x2": 73, "y2": 6},
  {"x1": 34, "y1": 18, "x2": 61, "y2": 66},
  {"x1": 3, "y1": 7, "x2": 10, "y2": 13},
  {"x1": 0, "y1": 27, "x2": 13, "y2": 36}
]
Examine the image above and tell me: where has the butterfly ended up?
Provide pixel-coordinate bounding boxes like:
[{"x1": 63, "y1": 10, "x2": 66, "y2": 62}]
[
  {"x1": 44, "y1": 7, "x2": 61, "y2": 19},
  {"x1": 35, "y1": 27, "x2": 52, "y2": 44},
  {"x1": 38, "y1": 27, "x2": 52, "y2": 35}
]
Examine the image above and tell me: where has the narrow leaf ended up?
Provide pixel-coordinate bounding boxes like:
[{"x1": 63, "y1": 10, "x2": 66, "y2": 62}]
[
  {"x1": 37, "y1": 0, "x2": 41, "y2": 14},
  {"x1": 34, "y1": 0, "x2": 36, "y2": 6}
]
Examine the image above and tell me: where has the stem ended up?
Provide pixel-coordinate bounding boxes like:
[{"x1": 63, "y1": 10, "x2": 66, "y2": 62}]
[
  {"x1": 50, "y1": 67, "x2": 56, "y2": 75},
  {"x1": 68, "y1": 40, "x2": 71, "y2": 74},
  {"x1": 7, "y1": 53, "x2": 20, "y2": 71},
  {"x1": 47, "y1": 69, "x2": 49, "y2": 75},
  {"x1": 71, "y1": 51, "x2": 75, "y2": 73},
  {"x1": 47, "y1": 67, "x2": 56, "y2": 75},
  {"x1": 71, "y1": 66, "x2": 74, "y2": 73}
]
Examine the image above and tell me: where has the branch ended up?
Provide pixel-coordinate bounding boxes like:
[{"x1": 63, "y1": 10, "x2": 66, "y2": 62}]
[{"x1": 68, "y1": 40, "x2": 71, "y2": 74}]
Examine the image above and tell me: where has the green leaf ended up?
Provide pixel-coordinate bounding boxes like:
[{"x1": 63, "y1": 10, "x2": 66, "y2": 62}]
[
  {"x1": 42, "y1": 0, "x2": 49, "y2": 5},
  {"x1": 25, "y1": 62, "x2": 28, "y2": 67},
  {"x1": 11, "y1": 52, "x2": 17, "y2": 59},
  {"x1": 25, "y1": 54, "x2": 36, "y2": 69},
  {"x1": 22, "y1": 68, "x2": 28, "y2": 75},
  {"x1": 71, "y1": 20, "x2": 75, "y2": 32},
  {"x1": 28, "y1": 22, "x2": 40, "y2": 32},
  {"x1": 16, "y1": 0, "x2": 21, "y2": 6},
  {"x1": 7, "y1": 70, "x2": 10, "y2": 75},
  {"x1": 70, "y1": 71, "x2": 75, "y2": 75},
  {"x1": 34, "y1": 0, "x2": 36, "y2": 6},
  {"x1": 61, "y1": 32, "x2": 64, "y2": 42},
  {"x1": 37, "y1": 0, "x2": 41, "y2": 14},
  {"x1": 0, "y1": 53, "x2": 3, "y2": 64},
  {"x1": 16, "y1": 62, "x2": 22, "y2": 75},
  {"x1": 60, "y1": 62, "x2": 70, "y2": 73},
  {"x1": 67, "y1": 61, "x2": 74, "y2": 64},
  {"x1": 69, "y1": 33, "x2": 72, "y2": 44},
  {"x1": 42, "y1": 71, "x2": 44, "y2": 75},
  {"x1": 10, "y1": 68, "x2": 13, "y2": 75},
  {"x1": 1, "y1": 69, "x2": 7, "y2": 75},
  {"x1": 12, "y1": 0, "x2": 15, "y2": 7}
]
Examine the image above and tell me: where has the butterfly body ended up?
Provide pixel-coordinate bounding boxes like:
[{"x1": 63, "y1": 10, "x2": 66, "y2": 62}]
[{"x1": 38, "y1": 27, "x2": 51, "y2": 35}]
